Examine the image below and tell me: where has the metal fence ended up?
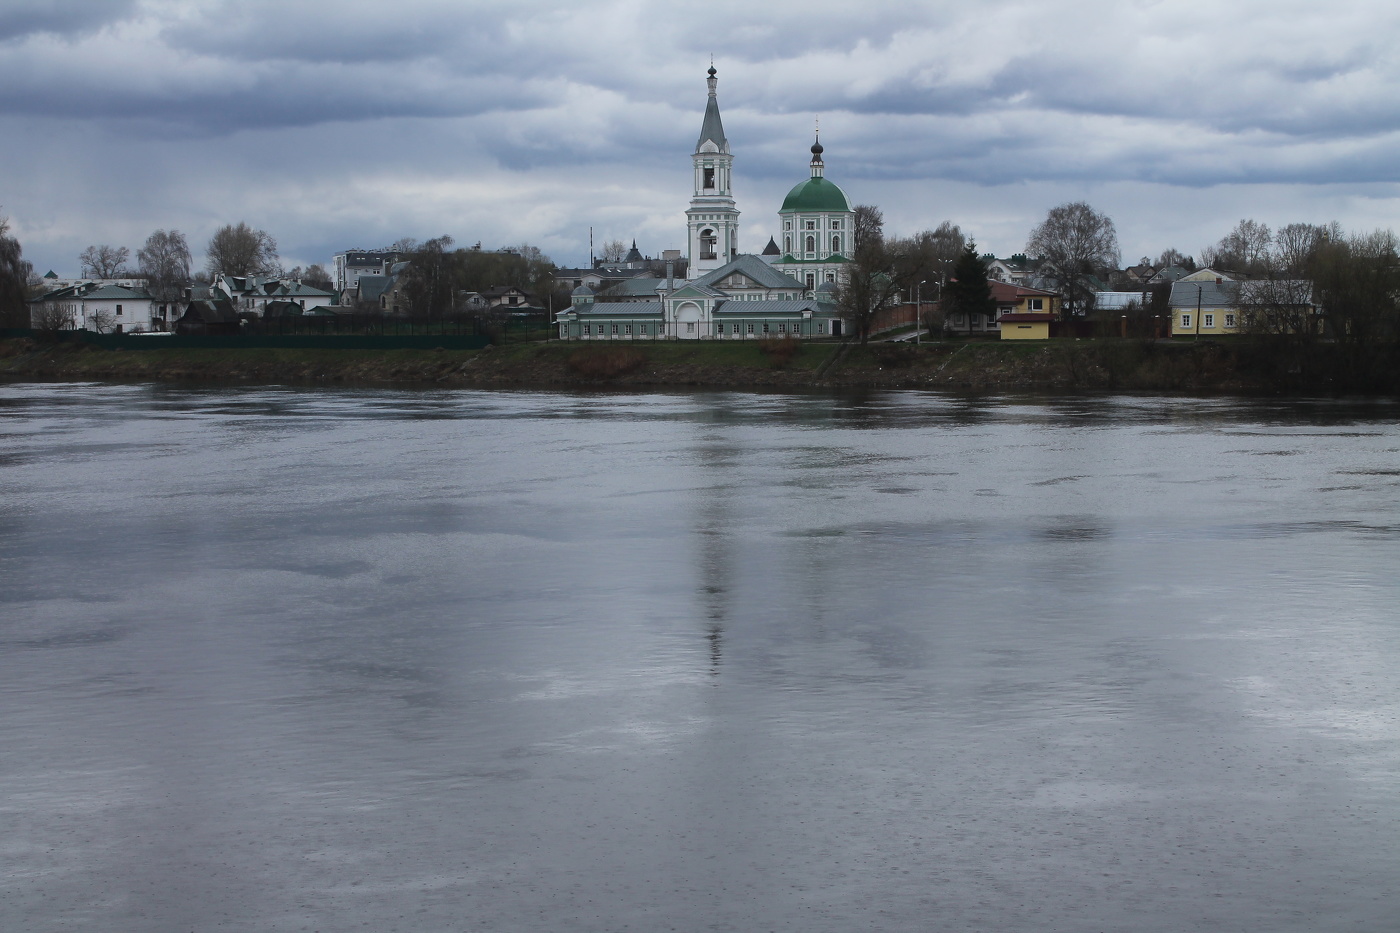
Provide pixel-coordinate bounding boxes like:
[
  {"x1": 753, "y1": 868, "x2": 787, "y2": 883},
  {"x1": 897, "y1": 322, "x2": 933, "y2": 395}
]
[{"x1": 1, "y1": 329, "x2": 491, "y2": 351}]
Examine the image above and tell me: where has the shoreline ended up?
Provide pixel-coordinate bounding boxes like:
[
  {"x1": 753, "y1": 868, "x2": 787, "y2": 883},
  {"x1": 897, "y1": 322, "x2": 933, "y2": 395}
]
[{"x1": 1, "y1": 336, "x2": 1394, "y2": 396}]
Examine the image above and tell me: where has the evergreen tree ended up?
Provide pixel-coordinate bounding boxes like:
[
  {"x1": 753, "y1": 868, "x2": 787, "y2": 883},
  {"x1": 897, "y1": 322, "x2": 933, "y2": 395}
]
[{"x1": 943, "y1": 242, "x2": 995, "y2": 329}]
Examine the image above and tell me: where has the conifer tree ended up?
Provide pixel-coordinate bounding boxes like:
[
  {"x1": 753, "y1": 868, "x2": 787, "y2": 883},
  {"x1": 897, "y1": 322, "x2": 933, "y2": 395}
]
[{"x1": 943, "y1": 242, "x2": 995, "y2": 329}]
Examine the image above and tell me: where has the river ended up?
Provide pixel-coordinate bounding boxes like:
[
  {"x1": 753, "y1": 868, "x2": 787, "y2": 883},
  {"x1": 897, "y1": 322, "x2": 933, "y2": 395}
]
[{"x1": 2, "y1": 383, "x2": 1398, "y2": 931}]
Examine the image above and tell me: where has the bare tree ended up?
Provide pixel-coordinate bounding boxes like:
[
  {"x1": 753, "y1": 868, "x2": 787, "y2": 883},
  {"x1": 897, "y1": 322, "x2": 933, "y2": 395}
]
[
  {"x1": 390, "y1": 237, "x2": 419, "y2": 254},
  {"x1": 285, "y1": 264, "x2": 334, "y2": 290},
  {"x1": 80, "y1": 244, "x2": 131, "y2": 279},
  {"x1": 834, "y1": 205, "x2": 913, "y2": 344},
  {"x1": 32, "y1": 300, "x2": 77, "y2": 332},
  {"x1": 1202, "y1": 219, "x2": 1273, "y2": 274},
  {"x1": 1155, "y1": 247, "x2": 1195, "y2": 269},
  {"x1": 88, "y1": 309, "x2": 116, "y2": 334},
  {"x1": 205, "y1": 223, "x2": 280, "y2": 277},
  {"x1": 399, "y1": 235, "x2": 456, "y2": 321},
  {"x1": 138, "y1": 229, "x2": 192, "y2": 303},
  {"x1": 598, "y1": 239, "x2": 627, "y2": 264},
  {"x1": 1026, "y1": 202, "x2": 1121, "y2": 319},
  {"x1": 0, "y1": 210, "x2": 32, "y2": 326}
]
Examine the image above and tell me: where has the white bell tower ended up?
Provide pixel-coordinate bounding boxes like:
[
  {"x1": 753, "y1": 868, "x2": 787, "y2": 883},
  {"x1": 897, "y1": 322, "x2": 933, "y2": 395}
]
[{"x1": 685, "y1": 66, "x2": 740, "y2": 280}]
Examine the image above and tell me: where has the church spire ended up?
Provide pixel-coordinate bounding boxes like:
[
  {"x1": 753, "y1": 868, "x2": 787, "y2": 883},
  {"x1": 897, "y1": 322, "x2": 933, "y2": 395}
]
[
  {"x1": 696, "y1": 65, "x2": 729, "y2": 154},
  {"x1": 810, "y1": 120, "x2": 824, "y2": 178}
]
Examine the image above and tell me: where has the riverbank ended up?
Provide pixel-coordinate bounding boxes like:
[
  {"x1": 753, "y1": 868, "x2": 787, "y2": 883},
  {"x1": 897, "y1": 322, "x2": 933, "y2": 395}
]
[{"x1": 1, "y1": 335, "x2": 1393, "y2": 393}]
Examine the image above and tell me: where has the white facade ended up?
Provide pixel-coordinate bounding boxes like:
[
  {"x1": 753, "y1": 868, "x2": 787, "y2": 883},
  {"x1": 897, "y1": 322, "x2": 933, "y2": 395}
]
[{"x1": 685, "y1": 67, "x2": 740, "y2": 280}]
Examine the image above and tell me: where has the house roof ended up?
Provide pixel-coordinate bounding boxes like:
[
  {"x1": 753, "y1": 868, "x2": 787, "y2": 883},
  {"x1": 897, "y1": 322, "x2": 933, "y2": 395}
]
[
  {"x1": 180, "y1": 299, "x2": 239, "y2": 323},
  {"x1": 356, "y1": 275, "x2": 395, "y2": 302},
  {"x1": 713, "y1": 299, "x2": 820, "y2": 315},
  {"x1": 83, "y1": 284, "x2": 151, "y2": 301},
  {"x1": 693, "y1": 254, "x2": 804, "y2": 291},
  {"x1": 1168, "y1": 281, "x2": 1240, "y2": 308},
  {"x1": 988, "y1": 281, "x2": 1057, "y2": 302},
  {"x1": 762, "y1": 237, "x2": 781, "y2": 256},
  {"x1": 280, "y1": 282, "x2": 336, "y2": 298},
  {"x1": 599, "y1": 277, "x2": 666, "y2": 298},
  {"x1": 570, "y1": 301, "x2": 665, "y2": 317},
  {"x1": 1094, "y1": 291, "x2": 1150, "y2": 310},
  {"x1": 1149, "y1": 265, "x2": 1190, "y2": 283}
]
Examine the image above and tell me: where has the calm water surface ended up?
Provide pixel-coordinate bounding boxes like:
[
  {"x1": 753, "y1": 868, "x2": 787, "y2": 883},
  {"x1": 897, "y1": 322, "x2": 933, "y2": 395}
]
[{"x1": 2, "y1": 383, "x2": 1398, "y2": 932}]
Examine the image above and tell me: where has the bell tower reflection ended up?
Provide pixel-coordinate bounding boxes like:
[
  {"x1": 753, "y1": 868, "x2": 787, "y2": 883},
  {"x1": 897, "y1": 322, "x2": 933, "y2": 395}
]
[{"x1": 694, "y1": 428, "x2": 738, "y2": 679}]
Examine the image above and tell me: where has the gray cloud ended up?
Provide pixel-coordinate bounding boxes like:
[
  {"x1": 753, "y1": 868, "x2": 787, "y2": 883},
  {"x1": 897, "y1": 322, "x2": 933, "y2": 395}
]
[
  {"x1": 6, "y1": 0, "x2": 1400, "y2": 276},
  {"x1": 0, "y1": 0, "x2": 140, "y2": 42}
]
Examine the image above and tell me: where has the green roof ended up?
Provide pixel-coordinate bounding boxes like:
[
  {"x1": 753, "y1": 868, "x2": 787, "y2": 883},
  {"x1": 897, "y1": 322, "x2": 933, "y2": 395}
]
[{"x1": 779, "y1": 177, "x2": 852, "y2": 213}]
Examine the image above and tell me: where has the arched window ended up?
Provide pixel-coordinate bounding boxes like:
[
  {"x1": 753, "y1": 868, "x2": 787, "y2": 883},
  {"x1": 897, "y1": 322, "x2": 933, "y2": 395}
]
[
  {"x1": 700, "y1": 229, "x2": 717, "y2": 261},
  {"x1": 805, "y1": 273, "x2": 815, "y2": 289},
  {"x1": 805, "y1": 235, "x2": 815, "y2": 254},
  {"x1": 832, "y1": 235, "x2": 840, "y2": 253},
  {"x1": 784, "y1": 235, "x2": 791, "y2": 253}
]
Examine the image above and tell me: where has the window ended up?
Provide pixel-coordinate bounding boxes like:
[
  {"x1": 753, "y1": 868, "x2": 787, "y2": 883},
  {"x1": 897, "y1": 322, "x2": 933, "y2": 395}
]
[
  {"x1": 1224, "y1": 313, "x2": 1236, "y2": 328},
  {"x1": 700, "y1": 229, "x2": 717, "y2": 261},
  {"x1": 686, "y1": 322, "x2": 696, "y2": 333},
  {"x1": 1028, "y1": 298, "x2": 1043, "y2": 311},
  {"x1": 611, "y1": 324, "x2": 619, "y2": 334},
  {"x1": 785, "y1": 236, "x2": 792, "y2": 252},
  {"x1": 1203, "y1": 314, "x2": 1214, "y2": 328},
  {"x1": 583, "y1": 324, "x2": 591, "y2": 335},
  {"x1": 806, "y1": 236, "x2": 815, "y2": 253},
  {"x1": 763, "y1": 323, "x2": 770, "y2": 334},
  {"x1": 641, "y1": 324, "x2": 648, "y2": 335},
  {"x1": 703, "y1": 167, "x2": 715, "y2": 189},
  {"x1": 832, "y1": 220, "x2": 842, "y2": 229},
  {"x1": 1180, "y1": 313, "x2": 1191, "y2": 328},
  {"x1": 778, "y1": 323, "x2": 786, "y2": 333},
  {"x1": 115, "y1": 305, "x2": 123, "y2": 316},
  {"x1": 805, "y1": 273, "x2": 815, "y2": 289},
  {"x1": 625, "y1": 324, "x2": 633, "y2": 335},
  {"x1": 825, "y1": 272, "x2": 835, "y2": 283},
  {"x1": 785, "y1": 221, "x2": 791, "y2": 231},
  {"x1": 747, "y1": 323, "x2": 755, "y2": 334},
  {"x1": 806, "y1": 221, "x2": 816, "y2": 230},
  {"x1": 832, "y1": 235, "x2": 840, "y2": 253}
]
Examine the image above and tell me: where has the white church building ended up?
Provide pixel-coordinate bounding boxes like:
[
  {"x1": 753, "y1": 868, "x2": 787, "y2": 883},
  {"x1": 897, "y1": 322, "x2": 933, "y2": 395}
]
[{"x1": 557, "y1": 67, "x2": 856, "y2": 340}]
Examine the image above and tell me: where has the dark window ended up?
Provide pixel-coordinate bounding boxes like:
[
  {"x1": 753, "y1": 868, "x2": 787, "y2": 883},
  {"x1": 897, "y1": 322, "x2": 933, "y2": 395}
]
[{"x1": 703, "y1": 167, "x2": 715, "y2": 189}]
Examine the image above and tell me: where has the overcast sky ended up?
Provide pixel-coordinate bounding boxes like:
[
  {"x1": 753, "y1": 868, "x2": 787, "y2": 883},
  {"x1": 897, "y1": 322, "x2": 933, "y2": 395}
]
[{"x1": 5, "y1": 0, "x2": 1400, "y2": 276}]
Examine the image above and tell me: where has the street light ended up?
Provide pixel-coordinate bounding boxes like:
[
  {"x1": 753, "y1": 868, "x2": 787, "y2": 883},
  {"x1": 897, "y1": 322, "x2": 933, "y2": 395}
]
[{"x1": 915, "y1": 280, "x2": 929, "y2": 345}]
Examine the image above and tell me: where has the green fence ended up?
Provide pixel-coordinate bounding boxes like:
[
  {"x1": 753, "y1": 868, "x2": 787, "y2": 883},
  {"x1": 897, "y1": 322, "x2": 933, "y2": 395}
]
[{"x1": 2, "y1": 329, "x2": 491, "y2": 351}]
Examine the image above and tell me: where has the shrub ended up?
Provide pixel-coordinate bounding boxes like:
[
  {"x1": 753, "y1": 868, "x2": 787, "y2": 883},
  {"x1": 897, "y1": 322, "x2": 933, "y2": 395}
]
[
  {"x1": 873, "y1": 344, "x2": 919, "y2": 368},
  {"x1": 757, "y1": 335, "x2": 800, "y2": 367},
  {"x1": 567, "y1": 346, "x2": 646, "y2": 378}
]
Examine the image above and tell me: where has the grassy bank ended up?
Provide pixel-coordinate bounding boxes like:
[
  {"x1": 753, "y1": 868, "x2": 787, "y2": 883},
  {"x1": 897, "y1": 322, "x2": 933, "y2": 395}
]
[{"x1": 2, "y1": 336, "x2": 1395, "y2": 393}]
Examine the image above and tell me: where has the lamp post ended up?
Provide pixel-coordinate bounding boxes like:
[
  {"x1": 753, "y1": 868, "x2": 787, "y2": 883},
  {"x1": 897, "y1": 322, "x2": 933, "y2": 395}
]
[{"x1": 915, "y1": 280, "x2": 928, "y2": 345}]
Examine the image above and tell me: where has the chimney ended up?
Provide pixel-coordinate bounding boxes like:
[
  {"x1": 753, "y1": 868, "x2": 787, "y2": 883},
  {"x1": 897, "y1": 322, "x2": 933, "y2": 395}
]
[{"x1": 1215, "y1": 277, "x2": 1223, "y2": 284}]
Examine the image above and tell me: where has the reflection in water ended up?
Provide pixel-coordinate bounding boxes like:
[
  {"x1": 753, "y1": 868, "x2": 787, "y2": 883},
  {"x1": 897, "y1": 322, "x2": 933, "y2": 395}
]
[{"x1": 1, "y1": 383, "x2": 1398, "y2": 933}]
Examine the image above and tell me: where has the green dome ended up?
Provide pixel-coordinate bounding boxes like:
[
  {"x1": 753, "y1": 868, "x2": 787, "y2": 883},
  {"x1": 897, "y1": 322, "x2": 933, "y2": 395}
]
[{"x1": 779, "y1": 177, "x2": 852, "y2": 213}]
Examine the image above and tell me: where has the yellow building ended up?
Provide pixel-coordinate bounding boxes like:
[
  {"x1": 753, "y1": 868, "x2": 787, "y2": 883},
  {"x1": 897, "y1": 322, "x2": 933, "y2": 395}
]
[
  {"x1": 1169, "y1": 274, "x2": 1240, "y2": 336},
  {"x1": 992, "y1": 282, "x2": 1060, "y2": 339}
]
